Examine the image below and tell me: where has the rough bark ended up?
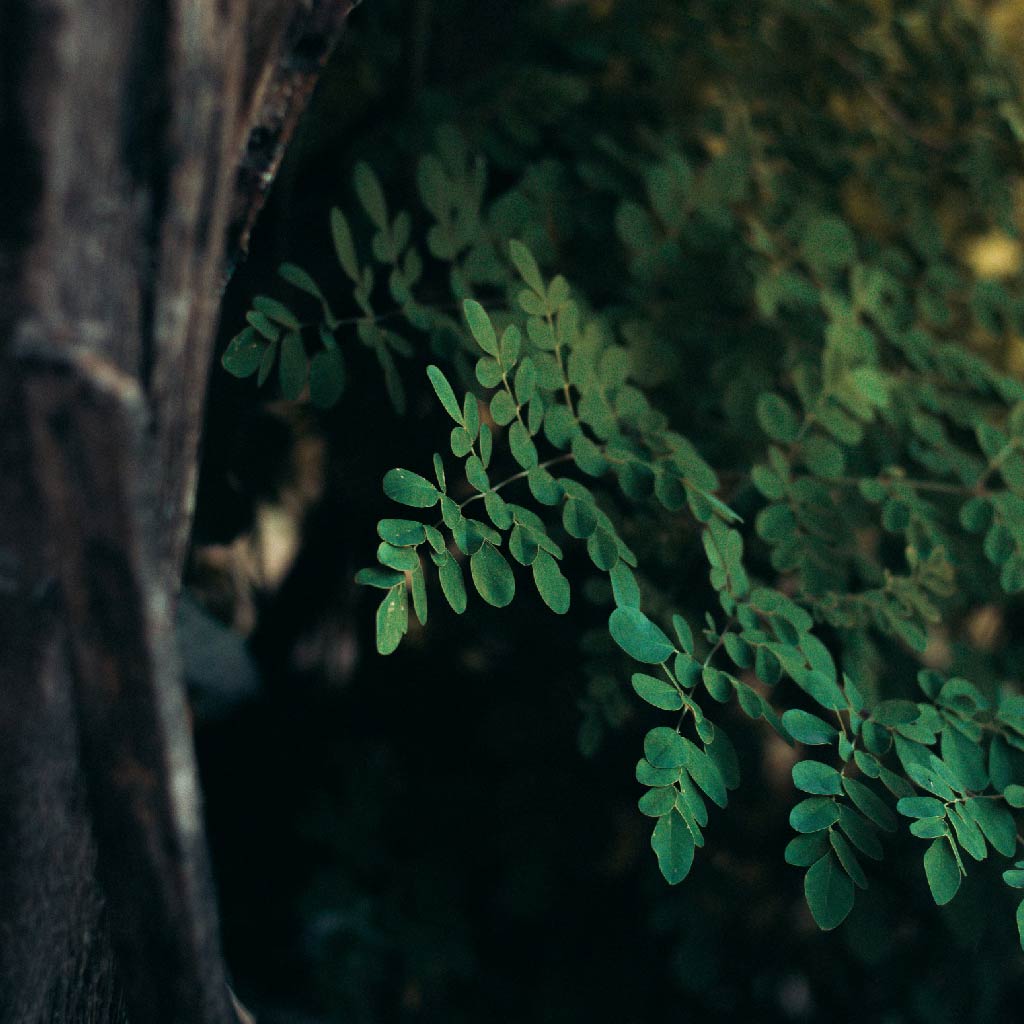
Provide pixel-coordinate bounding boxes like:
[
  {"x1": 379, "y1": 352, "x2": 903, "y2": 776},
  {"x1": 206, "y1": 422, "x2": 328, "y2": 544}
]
[
  {"x1": 225, "y1": 0, "x2": 356, "y2": 281},
  {"x1": 0, "y1": 1, "x2": 354, "y2": 1021}
]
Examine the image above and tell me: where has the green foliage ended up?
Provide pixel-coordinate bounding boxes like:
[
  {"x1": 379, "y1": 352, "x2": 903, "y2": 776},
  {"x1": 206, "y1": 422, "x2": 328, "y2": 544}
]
[{"x1": 223, "y1": 0, "x2": 1024, "y2": 959}]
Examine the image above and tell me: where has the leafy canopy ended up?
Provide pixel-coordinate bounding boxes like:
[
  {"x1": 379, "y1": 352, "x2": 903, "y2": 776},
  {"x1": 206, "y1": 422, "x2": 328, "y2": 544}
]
[{"x1": 222, "y1": 0, "x2": 1024, "y2": 953}]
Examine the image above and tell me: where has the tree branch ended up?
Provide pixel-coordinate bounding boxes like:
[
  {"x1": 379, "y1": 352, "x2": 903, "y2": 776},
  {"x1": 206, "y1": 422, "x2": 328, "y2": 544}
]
[{"x1": 224, "y1": 0, "x2": 357, "y2": 281}]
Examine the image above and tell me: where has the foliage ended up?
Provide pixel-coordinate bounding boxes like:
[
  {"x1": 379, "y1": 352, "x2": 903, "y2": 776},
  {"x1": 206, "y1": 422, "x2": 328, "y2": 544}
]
[{"x1": 222, "y1": 0, "x2": 1024, "y2": 959}]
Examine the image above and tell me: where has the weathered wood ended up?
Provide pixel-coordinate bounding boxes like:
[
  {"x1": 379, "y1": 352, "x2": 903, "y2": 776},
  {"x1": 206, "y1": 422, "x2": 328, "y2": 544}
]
[
  {"x1": 20, "y1": 346, "x2": 240, "y2": 1024},
  {"x1": 225, "y1": 0, "x2": 357, "y2": 279},
  {"x1": 0, "y1": 0, "x2": 355, "y2": 1020}
]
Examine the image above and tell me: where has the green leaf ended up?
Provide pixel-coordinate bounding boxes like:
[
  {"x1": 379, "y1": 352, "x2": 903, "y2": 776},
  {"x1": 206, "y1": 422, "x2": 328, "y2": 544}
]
[
  {"x1": 527, "y1": 466, "x2": 563, "y2": 506},
  {"x1": 959, "y1": 496, "x2": 993, "y2": 534},
  {"x1": 676, "y1": 770, "x2": 709, "y2": 825},
  {"x1": 786, "y1": 832, "x2": 831, "y2": 867},
  {"x1": 247, "y1": 310, "x2": 280, "y2": 340},
  {"x1": 330, "y1": 208, "x2": 359, "y2": 281},
  {"x1": 756, "y1": 393, "x2": 800, "y2": 443},
  {"x1": 671, "y1": 615, "x2": 695, "y2": 654},
  {"x1": 563, "y1": 498, "x2": 598, "y2": 539},
  {"x1": 842, "y1": 778, "x2": 897, "y2": 832},
  {"x1": 793, "y1": 760, "x2": 843, "y2": 796},
  {"x1": 383, "y1": 469, "x2": 440, "y2": 508},
  {"x1": 801, "y1": 215, "x2": 856, "y2": 271},
  {"x1": 609, "y1": 607, "x2": 676, "y2": 664},
  {"x1": 683, "y1": 739, "x2": 727, "y2": 808},
  {"x1": 940, "y1": 725, "x2": 988, "y2": 792},
  {"x1": 476, "y1": 356, "x2": 503, "y2": 388},
  {"x1": 309, "y1": 348, "x2": 345, "y2": 408},
  {"x1": 781, "y1": 710, "x2": 838, "y2": 745},
  {"x1": 574, "y1": 434, "x2": 610, "y2": 477},
  {"x1": 794, "y1": 668, "x2": 846, "y2": 712},
  {"x1": 222, "y1": 328, "x2": 264, "y2": 378},
  {"x1": 354, "y1": 161, "x2": 388, "y2": 228},
  {"x1": 966, "y1": 797, "x2": 1017, "y2": 856},
  {"x1": 514, "y1": 358, "x2": 537, "y2": 405},
  {"x1": 903, "y1": 762, "x2": 955, "y2": 801},
  {"x1": 587, "y1": 528, "x2": 619, "y2": 571},
  {"x1": 830, "y1": 830, "x2": 868, "y2": 889},
  {"x1": 637, "y1": 759, "x2": 678, "y2": 788},
  {"x1": 278, "y1": 262, "x2": 325, "y2": 302},
  {"x1": 644, "y1": 727, "x2": 687, "y2": 769},
  {"x1": 790, "y1": 797, "x2": 841, "y2": 833},
  {"x1": 611, "y1": 563, "x2": 641, "y2": 608},
  {"x1": 375, "y1": 585, "x2": 408, "y2": 655},
  {"x1": 490, "y1": 390, "x2": 518, "y2": 426},
  {"x1": 509, "y1": 421, "x2": 538, "y2": 469},
  {"x1": 704, "y1": 726, "x2": 741, "y2": 790},
  {"x1": 509, "y1": 239, "x2": 545, "y2": 296},
  {"x1": 948, "y1": 804, "x2": 987, "y2": 861},
  {"x1": 532, "y1": 550, "x2": 570, "y2": 613},
  {"x1": 923, "y1": 838, "x2": 962, "y2": 906},
  {"x1": 547, "y1": 275, "x2": 570, "y2": 311},
  {"x1": 410, "y1": 563, "x2": 428, "y2": 626},
  {"x1": 651, "y1": 810, "x2": 695, "y2": 884},
  {"x1": 897, "y1": 796, "x2": 947, "y2": 818},
  {"x1": 508, "y1": 524, "x2": 538, "y2": 566},
  {"x1": 377, "y1": 519, "x2": 426, "y2": 546},
  {"x1": 804, "y1": 853, "x2": 855, "y2": 930},
  {"x1": 470, "y1": 543, "x2": 515, "y2": 608},
  {"x1": 432, "y1": 455, "x2": 446, "y2": 492},
  {"x1": 465, "y1": 455, "x2": 489, "y2": 493},
  {"x1": 437, "y1": 552, "x2": 467, "y2": 614},
  {"x1": 702, "y1": 666, "x2": 732, "y2": 703},
  {"x1": 484, "y1": 491, "x2": 512, "y2": 530},
  {"x1": 632, "y1": 673, "x2": 683, "y2": 711},
  {"x1": 639, "y1": 787, "x2": 678, "y2": 817},
  {"x1": 837, "y1": 805, "x2": 883, "y2": 861},
  {"x1": 427, "y1": 365, "x2": 463, "y2": 423},
  {"x1": 450, "y1": 427, "x2": 472, "y2": 457},
  {"x1": 910, "y1": 817, "x2": 948, "y2": 839},
  {"x1": 355, "y1": 567, "x2": 404, "y2": 589},
  {"x1": 1004, "y1": 785, "x2": 1024, "y2": 808},
  {"x1": 279, "y1": 332, "x2": 307, "y2": 400},
  {"x1": 463, "y1": 300, "x2": 498, "y2": 356},
  {"x1": 377, "y1": 542, "x2": 419, "y2": 572},
  {"x1": 253, "y1": 295, "x2": 301, "y2": 329},
  {"x1": 802, "y1": 435, "x2": 845, "y2": 479},
  {"x1": 872, "y1": 699, "x2": 920, "y2": 726},
  {"x1": 854, "y1": 751, "x2": 880, "y2": 778}
]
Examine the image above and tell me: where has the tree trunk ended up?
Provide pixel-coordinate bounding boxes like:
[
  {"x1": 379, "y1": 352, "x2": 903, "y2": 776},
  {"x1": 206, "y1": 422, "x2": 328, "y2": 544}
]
[{"x1": 0, "y1": 2, "x2": 354, "y2": 1021}]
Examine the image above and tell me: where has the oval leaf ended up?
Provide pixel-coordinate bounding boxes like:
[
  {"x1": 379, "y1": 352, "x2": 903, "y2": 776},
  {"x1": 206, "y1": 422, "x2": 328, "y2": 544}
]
[
  {"x1": 644, "y1": 727, "x2": 688, "y2": 769},
  {"x1": 632, "y1": 673, "x2": 683, "y2": 711},
  {"x1": 923, "y1": 838, "x2": 962, "y2": 906},
  {"x1": 793, "y1": 760, "x2": 843, "y2": 796},
  {"x1": 532, "y1": 550, "x2": 570, "y2": 613},
  {"x1": 804, "y1": 852, "x2": 855, "y2": 930},
  {"x1": 376, "y1": 585, "x2": 408, "y2": 656},
  {"x1": 383, "y1": 468, "x2": 440, "y2": 509},
  {"x1": 790, "y1": 797, "x2": 841, "y2": 833},
  {"x1": 651, "y1": 810, "x2": 695, "y2": 884},
  {"x1": 470, "y1": 543, "x2": 515, "y2": 608},
  {"x1": 609, "y1": 607, "x2": 676, "y2": 664},
  {"x1": 427, "y1": 365, "x2": 463, "y2": 423},
  {"x1": 782, "y1": 709, "x2": 838, "y2": 746}
]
